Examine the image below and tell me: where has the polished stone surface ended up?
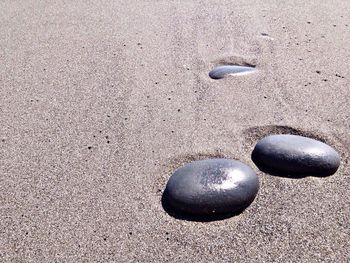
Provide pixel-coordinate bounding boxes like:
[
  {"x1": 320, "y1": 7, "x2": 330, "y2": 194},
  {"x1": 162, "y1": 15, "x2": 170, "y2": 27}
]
[
  {"x1": 252, "y1": 134, "x2": 340, "y2": 177},
  {"x1": 209, "y1": 65, "x2": 256, "y2": 79},
  {"x1": 163, "y1": 159, "x2": 259, "y2": 216}
]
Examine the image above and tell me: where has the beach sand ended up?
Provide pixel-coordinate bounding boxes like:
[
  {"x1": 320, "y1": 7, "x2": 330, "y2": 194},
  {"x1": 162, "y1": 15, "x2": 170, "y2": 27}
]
[{"x1": 1, "y1": 0, "x2": 349, "y2": 262}]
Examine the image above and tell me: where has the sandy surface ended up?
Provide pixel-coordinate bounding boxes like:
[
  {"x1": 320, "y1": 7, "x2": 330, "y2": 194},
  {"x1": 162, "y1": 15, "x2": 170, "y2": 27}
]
[{"x1": 1, "y1": 0, "x2": 349, "y2": 262}]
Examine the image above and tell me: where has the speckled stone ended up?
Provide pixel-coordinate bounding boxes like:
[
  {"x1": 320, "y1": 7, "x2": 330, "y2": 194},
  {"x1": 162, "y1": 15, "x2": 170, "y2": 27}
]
[
  {"x1": 209, "y1": 65, "x2": 256, "y2": 79},
  {"x1": 163, "y1": 159, "x2": 259, "y2": 215},
  {"x1": 252, "y1": 134, "x2": 341, "y2": 177}
]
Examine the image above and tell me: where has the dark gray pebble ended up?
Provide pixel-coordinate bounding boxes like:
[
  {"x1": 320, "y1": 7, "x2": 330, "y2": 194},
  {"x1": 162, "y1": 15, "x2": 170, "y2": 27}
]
[
  {"x1": 209, "y1": 65, "x2": 256, "y2": 79},
  {"x1": 252, "y1": 134, "x2": 340, "y2": 177},
  {"x1": 164, "y1": 159, "x2": 259, "y2": 215}
]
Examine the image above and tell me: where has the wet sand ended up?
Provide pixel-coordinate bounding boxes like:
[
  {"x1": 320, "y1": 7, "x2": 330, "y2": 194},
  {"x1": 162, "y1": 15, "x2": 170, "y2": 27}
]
[{"x1": 1, "y1": 0, "x2": 349, "y2": 262}]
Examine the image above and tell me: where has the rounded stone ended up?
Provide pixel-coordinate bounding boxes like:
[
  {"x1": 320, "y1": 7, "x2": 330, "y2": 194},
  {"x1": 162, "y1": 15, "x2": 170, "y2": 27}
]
[
  {"x1": 209, "y1": 65, "x2": 256, "y2": 79},
  {"x1": 252, "y1": 134, "x2": 340, "y2": 177},
  {"x1": 163, "y1": 159, "x2": 259, "y2": 216}
]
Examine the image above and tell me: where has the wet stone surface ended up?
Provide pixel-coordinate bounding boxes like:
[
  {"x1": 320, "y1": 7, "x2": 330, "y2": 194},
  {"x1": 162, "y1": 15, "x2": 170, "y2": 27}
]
[
  {"x1": 163, "y1": 159, "x2": 259, "y2": 217},
  {"x1": 252, "y1": 134, "x2": 341, "y2": 177},
  {"x1": 209, "y1": 65, "x2": 256, "y2": 79}
]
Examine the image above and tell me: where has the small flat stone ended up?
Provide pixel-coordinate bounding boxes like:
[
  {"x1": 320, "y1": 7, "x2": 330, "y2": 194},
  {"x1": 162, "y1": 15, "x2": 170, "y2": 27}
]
[
  {"x1": 209, "y1": 65, "x2": 256, "y2": 79},
  {"x1": 252, "y1": 134, "x2": 340, "y2": 177},
  {"x1": 163, "y1": 159, "x2": 259, "y2": 216}
]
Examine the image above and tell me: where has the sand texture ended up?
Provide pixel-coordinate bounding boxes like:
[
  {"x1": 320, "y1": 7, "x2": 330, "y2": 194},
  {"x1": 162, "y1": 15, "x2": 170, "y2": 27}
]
[{"x1": 1, "y1": 0, "x2": 349, "y2": 262}]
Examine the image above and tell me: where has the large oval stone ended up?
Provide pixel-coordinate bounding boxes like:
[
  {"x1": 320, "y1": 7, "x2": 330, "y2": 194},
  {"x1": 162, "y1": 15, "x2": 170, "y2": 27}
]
[
  {"x1": 163, "y1": 159, "x2": 259, "y2": 216},
  {"x1": 209, "y1": 65, "x2": 256, "y2": 79},
  {"x1": 252, "y1": 134, "x2": 340, "y2": 177}
]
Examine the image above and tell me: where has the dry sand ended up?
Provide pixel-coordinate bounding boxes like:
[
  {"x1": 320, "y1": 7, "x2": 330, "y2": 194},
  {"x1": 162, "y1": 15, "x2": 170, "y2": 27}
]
[{"x1": 1, "y1": 0, "x2": 349, "y2": 262}]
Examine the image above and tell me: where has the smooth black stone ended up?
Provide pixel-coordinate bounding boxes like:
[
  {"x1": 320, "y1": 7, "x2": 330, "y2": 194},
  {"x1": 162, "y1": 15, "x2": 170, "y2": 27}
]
[
  {"x1": 209, "y1": 65, "x2": 256, "y2": 79},
  {"x1": 163, "y1": 159, "x2": 259, "y2": 216},
  {"x1": 252, "y1": 134, "x2": 340, "y2": 177}
]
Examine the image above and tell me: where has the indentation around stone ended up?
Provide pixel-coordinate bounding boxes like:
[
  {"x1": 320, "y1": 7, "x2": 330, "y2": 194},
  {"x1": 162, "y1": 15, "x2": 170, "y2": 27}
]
[{"x1": 243, "y1": 125, "x2": 328, "y2": 145}]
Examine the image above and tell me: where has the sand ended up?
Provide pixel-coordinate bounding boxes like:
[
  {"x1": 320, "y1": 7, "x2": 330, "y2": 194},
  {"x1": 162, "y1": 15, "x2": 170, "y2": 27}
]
[{"x1": 1, "y1": 0, "x2": 349, "y2": 262}]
